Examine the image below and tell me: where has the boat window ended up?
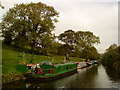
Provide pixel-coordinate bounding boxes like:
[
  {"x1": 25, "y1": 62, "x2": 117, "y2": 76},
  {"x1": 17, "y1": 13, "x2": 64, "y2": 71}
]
[
  {"x1": 66, "y1": 67, "x2": 68, "y2": 70},
  {"x1": 27, "y1": 66, "x2": 31, "y2": 69}
]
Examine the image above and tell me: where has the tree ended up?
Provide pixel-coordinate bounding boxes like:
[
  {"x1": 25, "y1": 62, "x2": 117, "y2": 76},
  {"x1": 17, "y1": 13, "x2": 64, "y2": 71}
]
[
  {"x1": 101, "y1": 44, "x2": 120, "y2": 71},
  {"x1": 58, "y1": 30, "x2": 76, "y2": 46},
  {"x1": 75, "y1": 31, "x2": 100, "y2": 49},
  {"x1": 58, "y1": 30, "x2": 76, "y2": 59},
  {"x1": 105, "y1": 44, "x2": 117, "y2": 52},
  {"x1": 58, "y1": 30, "x2": 100, "y2": 58},
  {"x1": 80, "y1": 46, "x2": 100, "y2": 60},
  {"x1": 57, "y1": 44, "x2": 74, "y2": 56},
  {"x1": 37, "y1": 34, "x2": 59, "y2": 55},
  {"x1": 2, "y1": 2, "x2": 59, "y2": 53}
]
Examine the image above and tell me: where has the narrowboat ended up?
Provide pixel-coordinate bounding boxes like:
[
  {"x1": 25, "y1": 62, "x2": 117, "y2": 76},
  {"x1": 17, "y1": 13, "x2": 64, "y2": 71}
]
[
  {"x1": 76, "y1": 62, "x2": 88, "y2": 69},
  {"x1": 16, "y1": 61, "x2": 77, "y2": 81}
]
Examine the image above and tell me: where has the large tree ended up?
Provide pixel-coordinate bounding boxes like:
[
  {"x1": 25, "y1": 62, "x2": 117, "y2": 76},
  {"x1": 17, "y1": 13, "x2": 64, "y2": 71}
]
[
  {"x1": 2, "y1": 2, "x2": 59, "y2": 53},
  {"x1": 58, "y1": 30, "x2": 100, "y2": 58}
]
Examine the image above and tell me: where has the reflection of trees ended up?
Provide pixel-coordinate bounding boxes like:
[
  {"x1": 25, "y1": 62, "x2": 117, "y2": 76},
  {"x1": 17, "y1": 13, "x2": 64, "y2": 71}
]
[
  {"x1": 25, "y1": 80, "x2": 56, "y2": 88},
  {"x1": 86, "y1": 65, "x2": 98, "y2": 76},
  {"x1": 74, "y1": 65, "x2": 98, "y2": 88},
  {"x1": 106, "y1": 67, "x2": 120, "y2": 81},
  {"x1": 2, "y1": 80, "x2": 26, "y2": 88},
  {"x1": 26, "y1": 83, "x2": 41, "y2": 89}
]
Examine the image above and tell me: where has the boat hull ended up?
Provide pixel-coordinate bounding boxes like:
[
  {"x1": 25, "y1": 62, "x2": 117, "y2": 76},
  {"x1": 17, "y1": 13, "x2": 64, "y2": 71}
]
[{"x1": 25, "y1": 69, "x2": 77, "y2": 82}]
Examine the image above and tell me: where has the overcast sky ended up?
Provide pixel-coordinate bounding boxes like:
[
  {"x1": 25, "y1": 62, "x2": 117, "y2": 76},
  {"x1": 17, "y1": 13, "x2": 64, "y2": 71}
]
[{"x1": 0, "y1": 0, "x2": 119, "y2": 53}]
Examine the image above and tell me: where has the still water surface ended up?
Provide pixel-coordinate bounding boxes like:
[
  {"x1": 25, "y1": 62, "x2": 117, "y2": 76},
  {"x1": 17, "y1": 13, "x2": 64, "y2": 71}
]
[{"x1": 2, "y1": 64, "x2": 120, "y2": 88}]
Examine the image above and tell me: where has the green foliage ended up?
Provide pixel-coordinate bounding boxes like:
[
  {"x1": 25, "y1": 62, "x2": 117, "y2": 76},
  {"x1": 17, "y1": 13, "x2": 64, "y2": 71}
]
[
  {"x1": 57, "y1": 44, "x2": 74, "y2": 56},
  {"x1": 80, "y1": 46, "x2": 100, "y2": 59},
  {"x1": 58, "y1": 30, "x2": 76, "y2": 46},
  {"x1": 101, "y1": 44, "x2": 120, "y2": 71},
  {"x1": 2, "y1": 2, "x2": 59, "y2": 53},
  {"x1": 75, "y1": 31, "x2": 100, "y2": 48},
  {"x1": 58, "y1": 30, "x2": 100, "y2": 59}
]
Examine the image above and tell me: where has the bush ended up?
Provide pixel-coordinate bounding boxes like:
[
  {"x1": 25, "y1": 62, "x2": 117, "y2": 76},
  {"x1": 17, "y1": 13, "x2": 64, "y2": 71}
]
[{"x1": 101, "y1": 45, "x2": 120, "y2": 71}]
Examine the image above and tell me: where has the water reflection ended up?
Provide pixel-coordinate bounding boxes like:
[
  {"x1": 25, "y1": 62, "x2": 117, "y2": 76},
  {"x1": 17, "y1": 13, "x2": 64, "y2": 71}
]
[
  {"x1": 74, "y1": 65, "x2": 99, "y2": 88},
  {"x1": 106, "y1": 67, "x2": 120, "y2": 81},
  {"x1": 2, "y1": 64, "x2": 120, "y2": 89},
  {"x1": 105, "y1": 67, "x2": 120, "y2": 88}
]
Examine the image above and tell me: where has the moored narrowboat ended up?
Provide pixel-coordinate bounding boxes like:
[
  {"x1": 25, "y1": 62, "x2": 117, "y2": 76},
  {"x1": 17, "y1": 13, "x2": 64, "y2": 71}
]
[
  {"x1": 76, "y1": 62, "x2": 88, "y2": 69},
  {"x1": 16, "y1": 62, "x2": 77, "y2": 81}
]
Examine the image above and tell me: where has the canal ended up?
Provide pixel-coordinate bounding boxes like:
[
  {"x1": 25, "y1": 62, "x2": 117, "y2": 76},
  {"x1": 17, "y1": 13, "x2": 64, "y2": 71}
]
[{"x1": 2, "y1": 64, "x2": 120, "y2": 89}]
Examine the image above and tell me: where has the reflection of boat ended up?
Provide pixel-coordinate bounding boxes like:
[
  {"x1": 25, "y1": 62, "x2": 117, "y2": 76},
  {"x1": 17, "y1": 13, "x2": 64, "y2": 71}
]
[
  {"x1": 89, "y1": 60, "x2": 98, "y2": 65},
  {"x1": 16, "y1": 62, "x2": 77, "y2": 81}
]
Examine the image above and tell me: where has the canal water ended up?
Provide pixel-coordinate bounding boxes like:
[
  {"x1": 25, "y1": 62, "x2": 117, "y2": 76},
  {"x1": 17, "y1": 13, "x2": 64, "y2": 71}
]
[{"x1": 2, "y1": 64, "x2": 120, "y2": 89}]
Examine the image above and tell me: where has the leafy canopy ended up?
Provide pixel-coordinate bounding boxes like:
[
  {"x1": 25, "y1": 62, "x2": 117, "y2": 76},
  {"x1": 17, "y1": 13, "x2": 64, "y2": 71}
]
[
  {"x1": 58, "y1": 30, "x2": 100, "y2": 59},
  {"x1": 2, "y1": 2, "x2": 59, "y2": 51}
]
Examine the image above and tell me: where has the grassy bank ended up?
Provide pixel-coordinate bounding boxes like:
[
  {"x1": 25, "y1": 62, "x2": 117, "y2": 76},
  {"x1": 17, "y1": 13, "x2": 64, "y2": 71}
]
[{"x1": 2, "y1": 43, "x2": 84, "y2": 75}]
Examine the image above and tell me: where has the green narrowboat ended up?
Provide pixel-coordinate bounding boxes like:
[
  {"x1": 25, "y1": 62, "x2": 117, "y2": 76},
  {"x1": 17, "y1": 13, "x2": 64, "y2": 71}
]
[{"x1": 16, "y1": 62, "x2": 77, "y2": 81}]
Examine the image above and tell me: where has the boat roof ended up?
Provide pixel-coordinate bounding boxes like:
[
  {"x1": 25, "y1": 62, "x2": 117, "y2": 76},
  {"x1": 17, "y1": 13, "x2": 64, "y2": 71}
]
[
  {"x1": 27, "y1": 64, "x2": 36, "y2": 66},
  {"x1": 55, "y1": 63, "x2": 76, "y2": 67}
]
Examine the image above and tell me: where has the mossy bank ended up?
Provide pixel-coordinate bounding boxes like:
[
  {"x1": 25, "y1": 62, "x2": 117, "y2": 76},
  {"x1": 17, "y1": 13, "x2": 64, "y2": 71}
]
[{"x1": 2, "y1": 73, "x2": 26, "y2": 84}]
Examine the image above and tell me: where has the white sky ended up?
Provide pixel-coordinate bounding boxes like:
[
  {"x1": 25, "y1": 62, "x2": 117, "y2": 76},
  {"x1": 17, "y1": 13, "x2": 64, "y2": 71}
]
[{"x1": 0, "y1": 0, "x2": 119, "y2": 53}]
